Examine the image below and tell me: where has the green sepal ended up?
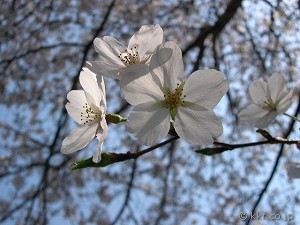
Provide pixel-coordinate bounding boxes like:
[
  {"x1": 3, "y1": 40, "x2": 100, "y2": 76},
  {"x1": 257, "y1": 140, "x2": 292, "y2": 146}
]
[
  {"x1": 71, "y1": 152, "x2": 117, "y2": 170},
  {"x1": 195, "y1": 147, "x2": 227, "y2": 156},
  {"x1": 105, "y1": 113, "x2": 127, "y2": 123}
]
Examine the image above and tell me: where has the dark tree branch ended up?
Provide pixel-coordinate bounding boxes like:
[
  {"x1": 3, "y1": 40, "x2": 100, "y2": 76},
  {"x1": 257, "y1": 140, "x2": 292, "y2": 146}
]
[
  {"x1": 154, "y1": 142, "x2": 175, "y2": 225},
  {"x1": 0, "y1": 43, "x2": 85, "y2": 65},
  {"x1": 243, "y1": 17, "x2": 268, "y2": 73},
  {"x1": 0, "y1": 173, "x2": 56, "y2": 223},
  {"x1": 117, "y1": 136, "x2": 179, "y2": 161},
  {"x1": 128, "y1": 204, "x2": 139, "y2": 225},
  {"x1": 212, "y1": 34, "x2": 238, "y2": 122},
  {"x1": 212, "y1": 136, "x2": 299, "y2": 151},
  {"x1": 0, "y1": 1, "x2": 117, "y2": 223},
  {"x1": 0, "y1": 162, "x2": 45, "y2": 178},
  {"x1": 110, "y1": 157, "x2": 137, "y2": 225},
  {"x1": 72, "y1": 136, "x2": 180, "y2": 169},
  {"x1": 192, "y1": 45, "x2": 206, "y2": 72},
  {"x1": 0, "y1": 123, "x2": 51, "y2": 148},
  {"x1": 183, "y1": 0, "x2": 243, "y2": 55}
]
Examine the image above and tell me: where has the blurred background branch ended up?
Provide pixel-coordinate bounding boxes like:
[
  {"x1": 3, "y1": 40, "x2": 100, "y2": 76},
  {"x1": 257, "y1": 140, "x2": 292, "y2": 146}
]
[{"x1": 1, "y1": 0, "x2": 299, "y2": 225}]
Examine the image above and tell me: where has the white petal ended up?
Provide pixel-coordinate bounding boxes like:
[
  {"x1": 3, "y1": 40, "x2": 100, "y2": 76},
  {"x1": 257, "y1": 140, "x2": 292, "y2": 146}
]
[
  {"x1": 183, "y1": 70, "x2": 229, "y2": 109},
  {"x1": 238, "y1": 104, "x2": 277, "y2": 128},
  {"x1": 92, "y1": 37, "x2": 126, "y2": 79},
  {"x1": 254, "y1": 111, "x2": 278, "y2": 128},
  {"x1": 94, "y1": 36, "x2": 125, "y2": 61},
  {"x1": 119, "y1": 63, "x2": 150, "y2": 85},
  {"x1": 87, "y1": 60, "x2": 123, "y2": 79},
  {"x1": 97, "y1": 75, "x2": 107, "y2": 107},
  {"x1": 276, "y1": 89, "x2": 294, "y2": 113},
  {"x1": 85, "y1": 62, "x2": 107, "y2": 108},
  {"x1": 93, "y1": 119, "x2": 108, "y2": 163},
  {"x1": 121, "y1": 71, "x2": 164, "y2": 105},
  {"x1": 151, "y1": 42, "x2": 184, "y2": 90},
  {"x1": 126, "y1": 102, "x2": 170, "y2": 146},
  {"x1": 128, "y1": 24, "x2": 163, "y2": 60},
  {"x1": 238, "y1": 104, "x2": 268, "y2": 122},
  {"x1": 61, "y1": 123, "x2": 98, "y2": 154},
  {"x1": 96, "y1": 118, "x2": 108, "y2": 143},
  {"x1": 79, "y1": 67, "x2": 102, "y2": 108},
  {"x1": 249, "y1": 80, "x2": 268, "y2": 105},
  {"x1": 93, "y1": 142, "x2": 104, "y2": 163},
  {"x1": 66, "y1": 90, "x2": 87, "y2": 124},
  {"x1": 267, "y1": 73, "x2": 286, "y2": 103},
  {"x1": 174, "y1": 106, "x2": 222, "y2": 145}
]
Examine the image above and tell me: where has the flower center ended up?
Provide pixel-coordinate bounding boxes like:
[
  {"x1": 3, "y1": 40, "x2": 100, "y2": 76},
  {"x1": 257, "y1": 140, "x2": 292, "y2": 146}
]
[
  {"x1": 163, "y1": 83, "x2": 186, "y2": 109},
  {"x1": 80, "y1": 103, "x2": 101, "y2": 125},
  {"x1": 119, "y1": 46, "x2": 139, "y2": 66},
  {"x1": 257, "y1": 97, "x2": 276, "y2": 111}
]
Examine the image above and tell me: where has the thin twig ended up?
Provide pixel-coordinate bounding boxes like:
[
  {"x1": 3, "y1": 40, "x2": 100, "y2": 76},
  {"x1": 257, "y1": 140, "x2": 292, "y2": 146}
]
[{"x1": 213, "y1": 138, "x2": 299, "y2": 151}]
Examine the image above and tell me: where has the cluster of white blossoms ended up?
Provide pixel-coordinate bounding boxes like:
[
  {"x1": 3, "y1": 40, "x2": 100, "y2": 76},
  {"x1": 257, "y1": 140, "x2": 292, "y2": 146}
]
[{"x1": 60, "y1": 24, "x2": 295, "y2": 163}]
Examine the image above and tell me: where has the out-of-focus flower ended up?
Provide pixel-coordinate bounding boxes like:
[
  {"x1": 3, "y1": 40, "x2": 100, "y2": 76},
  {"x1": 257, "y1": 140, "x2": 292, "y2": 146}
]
[
  {"x1": 238, "y1": 73, "x2": 294, "y2": 128},
  {"x1": 61, "y1": 67, "x2": 107, "y2": 163},
  {"x1": 286, "y1": 162, "x2": 300, "y2": 179},
  {"x1": 121, "y1": 41, "x2": 229, "y2": 146},
  {"x1": 88, "y1": 24, "x2": 163, "y2": 80}
]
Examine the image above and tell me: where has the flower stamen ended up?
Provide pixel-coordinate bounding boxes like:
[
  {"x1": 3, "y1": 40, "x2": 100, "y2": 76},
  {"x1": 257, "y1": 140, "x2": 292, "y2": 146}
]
[
  {"x1": 163, "y1": 82, "x2": 186, "y2": 109},
  {"x1": 81, "y1": 103, "x2": 101, "y2": 125},
  {"x1": 119, "y1": 46, "x2": 139, "y2": 66},
  {"x1": 257, "y1": 96, "x2": 276, "y2": 111}
]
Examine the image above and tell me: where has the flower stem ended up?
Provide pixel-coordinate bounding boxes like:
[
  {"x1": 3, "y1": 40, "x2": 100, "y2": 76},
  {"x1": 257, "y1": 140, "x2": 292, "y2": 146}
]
[{"x1": 283, "y1": 113, "x2": 300, "y2": 123}]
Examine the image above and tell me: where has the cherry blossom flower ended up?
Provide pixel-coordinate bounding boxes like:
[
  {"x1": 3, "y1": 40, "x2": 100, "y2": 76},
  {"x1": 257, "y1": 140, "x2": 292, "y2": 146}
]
[
  {"x1": 88, "y1": 24, "x2": 163, "y2": 80},
  {"x1": 286, "y1": 162, "x2": 300, "y2": 179},
  {"x1": 61, "y1": 67, "x2": 108, "y2": 163},
  {"x1": 121, "y1": 41, "x2": 229, "y2": 146},
  {"x1": 238, "y1": 73, "x2": 294, "y2": 128}
]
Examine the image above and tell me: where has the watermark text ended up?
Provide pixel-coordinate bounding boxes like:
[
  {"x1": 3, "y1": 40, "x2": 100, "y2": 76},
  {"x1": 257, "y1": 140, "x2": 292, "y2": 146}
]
[{"x1": 239, "y1": 212, "x2": 294, "y2": 222}]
